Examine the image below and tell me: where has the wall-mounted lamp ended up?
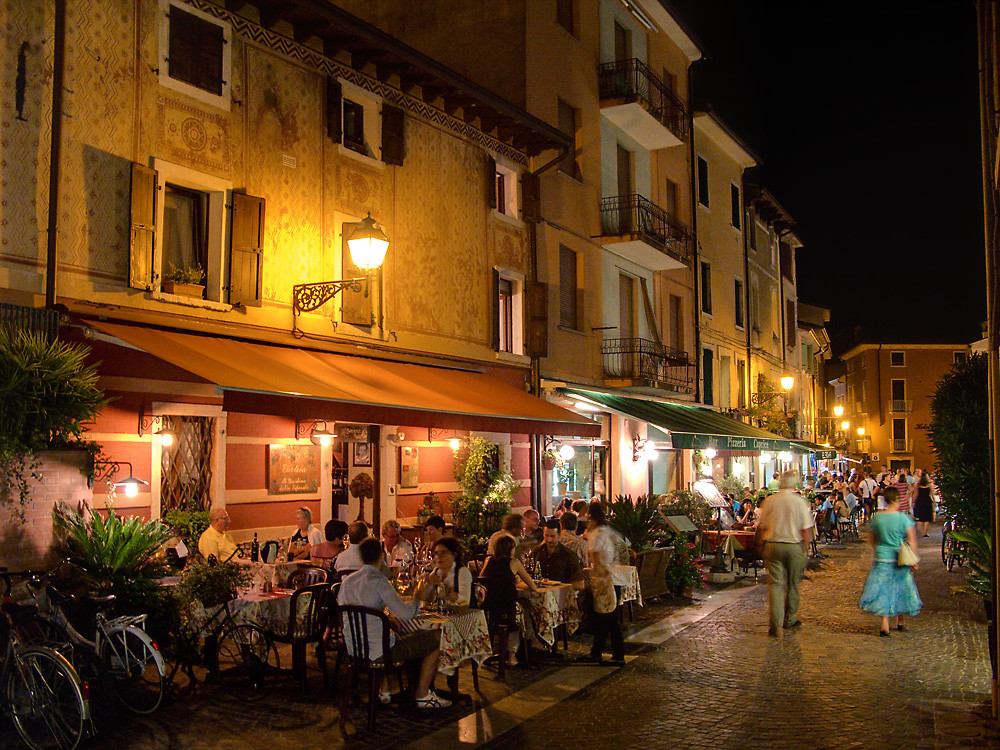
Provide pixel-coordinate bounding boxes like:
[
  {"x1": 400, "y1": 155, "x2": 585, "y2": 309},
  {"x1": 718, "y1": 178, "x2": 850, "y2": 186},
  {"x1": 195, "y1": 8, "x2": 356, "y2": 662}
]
[
  {"x1": 760, "y1": 452, "x2": 772, "y2": 463},
  {"x1": 704, "y1": 447, "x2": 717, "y2": 459},
  {"x1": 138, "y1": 405, "x2": 177, "y2": 447},
  {"x1": 832, "y1": 405, "x2": 844, "y2": 417},
  {"x1": 780, "y1": 376, "x2": 795, "y2": 391},
  {"x1": 632, "y1": 435, "x2": 657, "y2": 462},
  {"x1": 777, "y1": 451, "x2": 793, "y2": 463},
  {"x1": 856, "y1": 427, "x2": 866, "y2": 436},
  {"x1": 296, "y1": 420, "x2": 334, "y2": 446},
  {"x1": 840, "y1": 420, "x2": 850, "y2": 431},
  {"x1": 94, "y1": 461, "x2": 148, "y2": 498},
  {"x1": 292, "y1": 213, "x2": 389, "y2": 316}
]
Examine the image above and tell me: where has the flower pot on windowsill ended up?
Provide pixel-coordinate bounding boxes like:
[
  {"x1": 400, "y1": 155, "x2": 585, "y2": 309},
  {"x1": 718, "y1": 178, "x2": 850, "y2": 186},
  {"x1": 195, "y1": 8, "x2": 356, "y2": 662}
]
[{"x1": 162, "y1": 281, "x2": 205, "y2": 298}]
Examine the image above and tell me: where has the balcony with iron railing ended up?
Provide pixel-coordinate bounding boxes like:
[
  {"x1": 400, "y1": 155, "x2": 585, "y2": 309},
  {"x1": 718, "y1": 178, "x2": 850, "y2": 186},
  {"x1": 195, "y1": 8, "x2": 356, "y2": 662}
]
[
  {"x1": 598, "y1": 58, "x2": 687, "y2": 148},
  {"x1": 602, "y1": 337, "x2": 695, "y2": 394},
  {"x1": 891, "y1": 439, "x2": 913, "y2": 453},
  {"x1": 0, "y1": 302, "x2": 59, "y2": 339},
  {"x1": 888, "y1": 399, "x2": 913, "y2": 413},
  {"x1": 599, "y1": 194, "x2": 693, "y2": 271}
]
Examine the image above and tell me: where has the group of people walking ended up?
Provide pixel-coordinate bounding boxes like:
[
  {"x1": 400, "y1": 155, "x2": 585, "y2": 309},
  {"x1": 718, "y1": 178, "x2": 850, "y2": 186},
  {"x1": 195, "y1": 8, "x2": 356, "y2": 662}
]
[{"x1": 761, "y1": 467, "x2": 931, "y2": 638}]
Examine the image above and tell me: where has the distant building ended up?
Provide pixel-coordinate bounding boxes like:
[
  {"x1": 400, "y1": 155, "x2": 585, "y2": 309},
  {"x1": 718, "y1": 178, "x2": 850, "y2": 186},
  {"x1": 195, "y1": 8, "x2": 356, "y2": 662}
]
[{"x1": 833, "y1": 343, "x2": 973, "y2": 473}]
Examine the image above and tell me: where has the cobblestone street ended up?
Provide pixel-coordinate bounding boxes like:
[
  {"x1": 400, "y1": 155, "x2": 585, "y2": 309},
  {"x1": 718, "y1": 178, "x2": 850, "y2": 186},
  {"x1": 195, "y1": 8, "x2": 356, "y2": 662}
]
[{"x1": 4, "y1": 526, "x2": 997, "y2": 750}]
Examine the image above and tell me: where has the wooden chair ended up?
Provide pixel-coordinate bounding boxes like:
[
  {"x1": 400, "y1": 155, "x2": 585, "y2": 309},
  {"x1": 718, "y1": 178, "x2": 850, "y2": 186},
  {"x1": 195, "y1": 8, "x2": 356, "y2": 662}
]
[
  {"x1": 474, "y1": 576, "x2": 517, "y2": 680},
  {"x1": 287, "y1": 565, "x2": 328, "y2": 589},
  {"x1": 337, "y1": 605, "x2": 407, "y2": 732},
  {"x1": 268, "y1": 582, "x2": 335, "y2": 692}
]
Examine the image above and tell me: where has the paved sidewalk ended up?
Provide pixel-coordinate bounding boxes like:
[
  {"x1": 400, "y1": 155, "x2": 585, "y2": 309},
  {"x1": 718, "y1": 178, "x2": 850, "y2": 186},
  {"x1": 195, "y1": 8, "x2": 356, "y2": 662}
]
[{"x1": 477, "y1": 526, "x2": 1000, "y2": 750}]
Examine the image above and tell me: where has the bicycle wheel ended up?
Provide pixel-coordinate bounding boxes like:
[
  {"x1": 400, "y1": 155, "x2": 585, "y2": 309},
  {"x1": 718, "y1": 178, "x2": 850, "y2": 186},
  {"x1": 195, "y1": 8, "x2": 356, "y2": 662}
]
[
  {"x1": 6, "y1": 646, "x2": 85, "y2": 750},
  {"x1": 101, "y1": 626, "x2": 166, "y2": 715},
  {"x1": 216, "y1": 623, "x2": 278, "y2": 690}
]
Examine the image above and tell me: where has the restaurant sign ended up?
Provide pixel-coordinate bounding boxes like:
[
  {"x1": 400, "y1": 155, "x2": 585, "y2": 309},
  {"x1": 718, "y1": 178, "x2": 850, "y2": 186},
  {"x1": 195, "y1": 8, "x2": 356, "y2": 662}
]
[
  {"x1": 668, "y1": 433, "x2": 792, "y2": 452},
  {"x1": 815, "y1": 449, "x2": 837, "y2": 460},
  {"x1": 335, "y1": 423, "x2": 377, "y2": 442}
]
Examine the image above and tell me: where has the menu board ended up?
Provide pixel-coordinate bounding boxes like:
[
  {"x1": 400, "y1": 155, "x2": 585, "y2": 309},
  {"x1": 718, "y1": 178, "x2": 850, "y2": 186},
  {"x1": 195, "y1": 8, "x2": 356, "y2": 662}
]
[{"x1": 267, "y1": 444, "x2": 319, "y2": 495}]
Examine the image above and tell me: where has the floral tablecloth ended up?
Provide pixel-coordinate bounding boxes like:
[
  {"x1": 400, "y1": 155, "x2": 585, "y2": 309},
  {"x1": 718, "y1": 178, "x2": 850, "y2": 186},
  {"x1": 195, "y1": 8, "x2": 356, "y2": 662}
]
[
  {"x1": 610, "y1": 564, "x2": 642, "y2": 607},
  {"x1": 517, "y1": 581, "x2": 580, "y2": 647},
  {"x1": 242, "y1": 560, "x2": 309, "y2": 588},
  {"x1": 188, "y1": 587, "x2": 312, "y2": 639},
  {"x1": 396, "y1": 607, "x2": 491, "y2": 675}
]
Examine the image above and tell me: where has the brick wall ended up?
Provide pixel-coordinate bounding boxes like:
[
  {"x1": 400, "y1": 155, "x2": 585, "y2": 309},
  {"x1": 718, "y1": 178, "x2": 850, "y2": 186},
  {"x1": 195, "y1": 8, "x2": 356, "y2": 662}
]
[{"x1": 0, "y1": 451, "x2": 92, "y2": 570}]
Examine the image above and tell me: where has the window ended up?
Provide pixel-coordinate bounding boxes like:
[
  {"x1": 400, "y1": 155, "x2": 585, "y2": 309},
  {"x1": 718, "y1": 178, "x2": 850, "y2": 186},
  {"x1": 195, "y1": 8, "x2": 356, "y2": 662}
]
[
  {"x1": 734, "y1": 279, "x2": 744, "y2": 328},
  {"x1": 663, "y1": 178, "x2": 678, "y2": 216},
  {"x1": 556, "y1": 0, "x2": 575, "y2": 35},
  {"x1": 955, "y1": 351, "x2": 968, "y2": 364},
  {"x1": 736, "y1": 359, "x2": 746, "y2": 408},
  {"x1": 558, "y1": 99, "x2": 581, "y2": 179},
  {"x1": 891, "y1": 379, "x2": 906, "y2": 400},
  {"x1": 492, "y1": 269, "x2": 524, "y2": 354},
  {"x1": 162, "y1": 184, "x2": 209, "y2": 297},
  {"x1": 890, "y1": 351, "x2": 905, "y2": 367},
  {"x1": 493, "y1": 162, "x2": 518, "y2": 217},
  {"x1": 498, "y1": 277, "x2": 513, "y2": 352},
  {"x1": 748, "y1": 215, "x2": 757, "y2": 250},
  {"x1": 326, "y1": 78, "x2": 404, "y2": 166},
  {"x1": 697, "y1": 156, "x2": 709, "y2": 207},
  {"x1": 749, "y1": 279, "x2": 760, "y2": 331},
  {"x1": 129, "y1": 159, "x2": 267, "y2": 308},
  {"x1": 754, "y1": 223, "x2": 770, "y2": 256},
  {"x1": 668, "y1": 294, "x2": 683, "y2": 352},
  {"x1": 618, "y1": 273, "x2": 635, "y2": 339},
  {"x1": 342, "y1": 99, "x2": 365, "y2": 153},
  {"x1": 780, "y1": 242, "x2": 794, "y2": 280},
  {"x1": 700, "y1": 261, "x2": 712, "y2": 314},
  {"x1": 785, "y1": 299, "x2": 796, "y2": 347},
  {"x1": 730, "y1": 184, "x2": 741, "y2": 229},
  {"x1": 159, "y1": 0, "x2": 231, "y2": 109},
  {"x1": 559, "y1": 245, "x2": 579, "y2": 329},
  {"x1": 661, "y1": 67, "x2": 676, "y2": 94},
  {"x1": 702, "y1": 349, "x2": 714, "y2": 405}
]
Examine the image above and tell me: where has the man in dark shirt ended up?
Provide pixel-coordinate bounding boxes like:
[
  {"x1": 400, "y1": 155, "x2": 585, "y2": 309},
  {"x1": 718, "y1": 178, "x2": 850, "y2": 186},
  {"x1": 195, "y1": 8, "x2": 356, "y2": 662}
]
[{"x1": 535, "y1": 519, "x2": 585, "y2": 590}]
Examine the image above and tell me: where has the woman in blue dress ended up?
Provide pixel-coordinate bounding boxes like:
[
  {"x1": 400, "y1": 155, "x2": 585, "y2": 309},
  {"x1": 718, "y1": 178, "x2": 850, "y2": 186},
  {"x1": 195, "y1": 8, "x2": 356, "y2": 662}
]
[{"x1": 858, "y1": 485, "x2": 922, "y2": 636}]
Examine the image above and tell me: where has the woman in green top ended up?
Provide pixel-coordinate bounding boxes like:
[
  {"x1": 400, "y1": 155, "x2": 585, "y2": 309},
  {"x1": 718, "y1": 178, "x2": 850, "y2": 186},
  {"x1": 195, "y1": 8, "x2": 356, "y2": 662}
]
[{"x1": 858, "y1": 486, "x2": 922, "y2": 636}]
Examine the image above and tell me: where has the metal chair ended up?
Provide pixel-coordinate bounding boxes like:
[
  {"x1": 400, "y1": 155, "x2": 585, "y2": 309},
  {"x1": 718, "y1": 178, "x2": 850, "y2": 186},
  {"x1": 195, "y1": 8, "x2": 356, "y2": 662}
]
[
  {"x1": 286, "y1": 565, "x2": 328, "y2": 589},
  {"x1": 337, "y1": 605, "x2": 407, "y2": 732},
  {"x1": 268, "y1": 582, "x2": 335, "y2": 692},
  {"x1": 475, "y1": 576, "x2": 517, "y2": 680}
]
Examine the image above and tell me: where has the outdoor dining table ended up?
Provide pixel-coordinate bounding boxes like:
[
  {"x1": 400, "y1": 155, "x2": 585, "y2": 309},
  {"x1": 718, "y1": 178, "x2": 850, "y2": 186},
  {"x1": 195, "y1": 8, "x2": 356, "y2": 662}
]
[
  {"x1": 702, "y1": 529, "x2": 756, "y2": 556},
  {"x1": 242, "y1": 560, "x2": 310, "y2": 588},
  {"x1": 395, "y1": 605, "x2": 491, "y2": 675},
  {"x1": 610, "y1": 564, "x2": 642, "y2": 607},
  {"x1": 516, "y1": 579, "x2": 580, "y2": 648}
]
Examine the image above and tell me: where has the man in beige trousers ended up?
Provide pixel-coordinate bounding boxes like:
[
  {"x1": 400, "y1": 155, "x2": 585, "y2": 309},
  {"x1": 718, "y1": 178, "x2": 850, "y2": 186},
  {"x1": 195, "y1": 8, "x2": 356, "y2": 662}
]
[{"x1": 758, "y1": 470, "x2": 813, "y2": 636}]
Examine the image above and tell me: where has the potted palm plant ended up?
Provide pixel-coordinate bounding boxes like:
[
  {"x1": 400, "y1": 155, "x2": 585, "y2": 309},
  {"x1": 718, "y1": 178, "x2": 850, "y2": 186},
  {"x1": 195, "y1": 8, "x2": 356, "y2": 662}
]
[{"x1": 162, "y1": 262, "x2": 206, "y2": 298}]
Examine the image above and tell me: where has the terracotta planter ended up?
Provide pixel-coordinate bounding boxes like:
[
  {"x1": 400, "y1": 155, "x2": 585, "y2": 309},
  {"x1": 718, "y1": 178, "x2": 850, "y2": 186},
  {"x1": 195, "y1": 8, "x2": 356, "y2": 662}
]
[
  {"x1": 682, "y1": 585, "x2": 694, "y2": 598},
  {"x1": 162, "y1": 281, "x2": 205, "y2": 298},
  {"x1": 542, "y1": 454, "x2": 557, "y2": 471}
]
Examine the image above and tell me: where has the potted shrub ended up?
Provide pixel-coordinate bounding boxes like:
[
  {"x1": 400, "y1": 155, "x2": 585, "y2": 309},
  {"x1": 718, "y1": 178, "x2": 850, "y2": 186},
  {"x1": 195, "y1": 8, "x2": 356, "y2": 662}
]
[
  {"x1": 350, "y1": 471, "x2": 374, "y2": 522},
  {"x1": 177, "y1": 558, "x2": 250, "y2": 608},
  {"x1": 541, "y1": 450, "x2": 557, "y2": 472},
  {"x1": 664, "y1": 541, "x2": 706, "y2": 597},
  {"x1": 162, "y1": 262, "x2": 206, "y2": 298}
]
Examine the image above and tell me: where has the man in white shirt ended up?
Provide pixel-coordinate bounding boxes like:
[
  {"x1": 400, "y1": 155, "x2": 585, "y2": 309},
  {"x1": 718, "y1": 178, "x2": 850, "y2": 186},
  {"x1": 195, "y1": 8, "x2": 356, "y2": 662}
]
[
  {"x1": 334, "y1": 521, "x2": 368, "y2": 573},
  {"x1": 858, "y1": 472, "x2": 878, "y2": 520},
  {"x1": 757, "y1": 471, "x2": 813, "y2": 637}
]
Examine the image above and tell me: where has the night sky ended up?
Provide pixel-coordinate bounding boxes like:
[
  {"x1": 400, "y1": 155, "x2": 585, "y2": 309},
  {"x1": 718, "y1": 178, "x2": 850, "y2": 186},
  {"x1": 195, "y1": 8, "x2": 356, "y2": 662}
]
[{"x1": 668, "y1": 1, "x2": 985, "y2": 351}]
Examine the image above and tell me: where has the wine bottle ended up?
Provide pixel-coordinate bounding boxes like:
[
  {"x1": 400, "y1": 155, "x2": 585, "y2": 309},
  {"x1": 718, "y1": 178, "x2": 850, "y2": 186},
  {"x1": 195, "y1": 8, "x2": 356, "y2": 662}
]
[{"x1": 250, "y1": 532, "x2": 259, "y2": 563}]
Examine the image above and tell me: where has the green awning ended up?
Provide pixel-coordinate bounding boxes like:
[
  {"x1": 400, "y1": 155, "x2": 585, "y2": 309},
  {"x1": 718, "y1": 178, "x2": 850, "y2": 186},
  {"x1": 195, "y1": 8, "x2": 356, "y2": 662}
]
[
  {"x1": 792, "y1": 440, "x2": 834, "y2": 455},
  {"x1": 564, "y1": 389, "x2": 794, "y2": 451}
]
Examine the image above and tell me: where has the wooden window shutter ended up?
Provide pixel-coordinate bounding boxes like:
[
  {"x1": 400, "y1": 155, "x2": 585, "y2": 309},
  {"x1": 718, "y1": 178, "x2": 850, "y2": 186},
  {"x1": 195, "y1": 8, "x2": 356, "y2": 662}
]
[
  {"x1": 129, "y1": 162, "x2": 157, "y2": 290},
  {"x1": 486, "y1": 155, "x2": 497, "y2": 210},
  {"x1": 327, "y1": 77, "x2": 342, "y2": 142},
  {"x1": 381, "y1": 104, "x2": 405, "y2": 165},
  {"x1": 526, "y1": 281, "x2": 548, "y2": 357},
  {"x1": 491, "y1": 269, "x2": 500, "y2": 350},
  {"x1": 521, "y1": 172, "x2": 540, "y2": 222},
  {"x1": 229, "y1": 193, "x2": 265, "y2": 307},
  {"x1": 786, "y1": 300, "x2": 796, "y2": 347},
  {"x1": 558, "y1": 245, "x2": 577, "y2": 329}
]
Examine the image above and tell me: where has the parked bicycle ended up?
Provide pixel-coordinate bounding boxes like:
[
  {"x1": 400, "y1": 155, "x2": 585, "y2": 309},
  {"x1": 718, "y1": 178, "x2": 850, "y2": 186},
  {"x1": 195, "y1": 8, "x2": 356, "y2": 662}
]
[
  {"x1": 941, "y1": 514, "x2": 967, "y2": 571},
  {"x1": 21, "y1": 563, "x2": 167, "y2": 715},
  {"x1": 0, "y1": 599, "x2": 86, "y2": 750}
]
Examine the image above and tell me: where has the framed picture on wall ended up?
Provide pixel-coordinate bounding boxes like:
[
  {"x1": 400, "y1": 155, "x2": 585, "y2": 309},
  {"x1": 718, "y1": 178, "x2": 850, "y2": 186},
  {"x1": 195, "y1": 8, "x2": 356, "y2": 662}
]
[
  {"x1": 266, "y1": 444, "x2": 320, "y2": 495},
  {"x1": 353, "y1": 442, "x2": 372, "y2": 467}
]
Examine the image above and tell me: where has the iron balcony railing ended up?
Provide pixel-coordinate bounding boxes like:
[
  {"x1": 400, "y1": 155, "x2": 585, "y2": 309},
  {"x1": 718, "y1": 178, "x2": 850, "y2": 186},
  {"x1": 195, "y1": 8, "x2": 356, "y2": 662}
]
[
  {"x1": 891, "y1": 439, "x2": 913, "y2": 453},
  {"x1": 0, "y1": 302, "x2": 59, "y2": 339},
  {"x1": 598, "y1": 58, "x2": 688, "y2": 141},
  {"x1": 602, "y1": 337, "x2": 694, "y2": 392},
  {"x1": 600, "y1": 194, "x2": 694, "y2": 263},
  {"x1": 888, "y1": 399, "x2": 912, "y2": 413}
]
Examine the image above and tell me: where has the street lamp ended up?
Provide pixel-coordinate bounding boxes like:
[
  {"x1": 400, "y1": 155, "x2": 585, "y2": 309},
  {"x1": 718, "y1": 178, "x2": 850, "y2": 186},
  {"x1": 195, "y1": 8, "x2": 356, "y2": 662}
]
[
  {"x1": 841, "y1": 420, "x2": 850, "y2": 431},
  {"x1": 112, "y1": 462, "x2": 148, "y2": 498},
  {"x1": 833, "y1": 405, "x2": 844, "y2": 417},
  {"x1": 856, "y1": 427, "x2": 866, "y2": 436},
  {"x1": 292, "y1": 213, "x2": 390, "y2": 315},
  {"x1": 780, "y1": 376, "x2": 795, "y2": 391}
]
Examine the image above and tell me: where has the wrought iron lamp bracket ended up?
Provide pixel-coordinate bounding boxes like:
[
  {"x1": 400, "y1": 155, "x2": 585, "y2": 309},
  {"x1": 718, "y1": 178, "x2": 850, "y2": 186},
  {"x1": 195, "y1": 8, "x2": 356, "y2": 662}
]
[{"x1": 292, "y1": 278, "x2": 368, "y2": 315}]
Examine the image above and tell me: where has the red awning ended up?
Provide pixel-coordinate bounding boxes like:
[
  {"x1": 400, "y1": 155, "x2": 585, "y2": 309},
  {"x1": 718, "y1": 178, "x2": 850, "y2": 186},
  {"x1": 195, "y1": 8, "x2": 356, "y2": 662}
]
[{"x1": 89, "y1": 321, "x2": 599, "y2": 437}]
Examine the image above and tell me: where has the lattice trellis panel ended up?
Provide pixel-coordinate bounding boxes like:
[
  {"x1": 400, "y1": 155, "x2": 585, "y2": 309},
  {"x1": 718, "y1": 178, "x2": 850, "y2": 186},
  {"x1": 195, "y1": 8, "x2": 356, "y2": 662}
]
[{"x1": 161, "y1": 415, "x2": 214, "y2": 512}]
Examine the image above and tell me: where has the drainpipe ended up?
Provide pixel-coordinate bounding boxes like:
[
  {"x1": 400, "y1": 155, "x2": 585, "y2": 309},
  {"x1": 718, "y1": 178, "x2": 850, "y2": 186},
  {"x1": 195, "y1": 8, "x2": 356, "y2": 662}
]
[
  {"x1": 687, "y1": 65, "x2": 701, "y2": 404},
  {"x1": 45, "y1": 0, "x2": 67, "y2": 309},
  {"x1": 526, "y1": 146, "x2": 568, "y2": 513},
  {"x1": 742, "y1": 176, "x2": 752, "y2": 411}
]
